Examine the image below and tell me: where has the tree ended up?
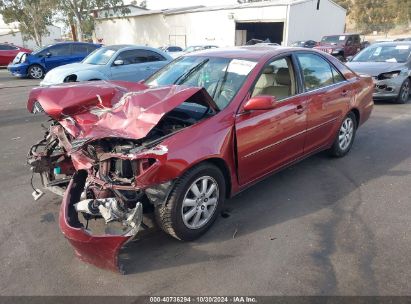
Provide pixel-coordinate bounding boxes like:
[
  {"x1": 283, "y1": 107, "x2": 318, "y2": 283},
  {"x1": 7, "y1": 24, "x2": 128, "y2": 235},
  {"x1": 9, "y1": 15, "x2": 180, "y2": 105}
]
[
  {"x1": 353, "y1": 0, "x2": 396, "y2": 34},
  {"x1": 334, "y1": 0, "x2": 353, "y2": 15},
  {"x1": 58, "y1": 0, "x2": 130, "y2": 41},
  {"x1": 0, "y1": 0, "x2": 56, "y2": 46},
  {"x1": 394, "y1": 0, "x2": 410, "y2": 26}
]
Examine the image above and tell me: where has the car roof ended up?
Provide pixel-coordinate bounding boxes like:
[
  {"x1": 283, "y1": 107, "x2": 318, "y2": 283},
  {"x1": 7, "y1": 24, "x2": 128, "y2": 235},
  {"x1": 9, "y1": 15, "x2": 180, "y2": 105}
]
[
  {"x1": 103, "y1": 44, "x2": 168, "y2": 52},
  {"x1": 185, "y1": 46, "x2": 309, "y2": 60}
]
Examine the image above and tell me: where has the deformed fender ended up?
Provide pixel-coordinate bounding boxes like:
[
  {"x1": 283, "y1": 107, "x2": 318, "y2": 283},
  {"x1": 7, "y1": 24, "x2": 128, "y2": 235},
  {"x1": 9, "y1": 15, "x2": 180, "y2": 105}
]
[{"x1": 59, "y1": 171, "x2": 137, "y2": 273}]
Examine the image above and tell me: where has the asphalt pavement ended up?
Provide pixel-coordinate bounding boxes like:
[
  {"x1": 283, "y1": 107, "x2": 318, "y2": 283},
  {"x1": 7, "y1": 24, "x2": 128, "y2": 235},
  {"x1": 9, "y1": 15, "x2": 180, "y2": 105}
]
[{"x1": 0, "y1": 69, "x2": 410, "y2": 296}]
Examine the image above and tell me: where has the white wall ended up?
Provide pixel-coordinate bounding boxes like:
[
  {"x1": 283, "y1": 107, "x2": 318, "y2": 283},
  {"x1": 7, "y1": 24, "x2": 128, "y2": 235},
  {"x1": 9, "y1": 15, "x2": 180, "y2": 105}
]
[
  {"x1": 94, "y1": 13, "x2": 170, "y2": 47},
  {"x1": 95, "y1": 5, "x2": 288, "y2": 47},
  {"x1": 0, "y1": 25, "x2": 62, "y2": 49},
  {"x1": 286, "y1": 0, "x2": 346, "y2": 45}
]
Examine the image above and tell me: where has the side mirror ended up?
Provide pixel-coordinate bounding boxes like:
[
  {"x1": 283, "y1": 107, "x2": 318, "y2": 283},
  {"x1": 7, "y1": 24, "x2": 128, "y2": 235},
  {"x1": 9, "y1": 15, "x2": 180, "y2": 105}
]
[
  {"x1": 243, "y1": 95, "x2": 277, "y2": 111},
  {"x1": 113, "y1": 59, "x2": 124, "y2": 66},
  {"x1": 46, "y1": 52, "x2": 52, "y2": 58},
  {"x1": 346, "y1": 56, "x2": 353, "y2": 62}
]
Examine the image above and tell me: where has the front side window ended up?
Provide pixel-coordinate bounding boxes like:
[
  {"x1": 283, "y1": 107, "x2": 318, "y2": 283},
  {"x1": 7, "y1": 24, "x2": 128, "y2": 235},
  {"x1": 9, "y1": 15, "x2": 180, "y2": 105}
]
[
  {"x1": 146, "y1": 56, "x2": 257, "y2": 110},
  {"x1": 296, "y1": 53, "x2": 335, "y2": 91},
  {"x1": 47, "y1": 44, "x2": 72, "y2": 56},
  {"x1": 45, "y1": 44, "x2": 71, "y2": 56},
  {"x1": 115, "y1": 49, "x2": 166, "y2": 65},
  {"x1": 252, "y1": 56, "x2": 297, "y2": 101},
  {"x1": 72, "y1": 44, "x2": 89, "y2": 55}
]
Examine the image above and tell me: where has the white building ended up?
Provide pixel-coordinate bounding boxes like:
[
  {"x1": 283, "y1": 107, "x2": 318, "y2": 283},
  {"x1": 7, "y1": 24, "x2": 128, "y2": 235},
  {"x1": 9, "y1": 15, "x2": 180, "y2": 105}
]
[
  {"x1": 95, "y1": 0, "x2": 346, "y2": 48},
  {"x1": 0, "y1": 15, "x2": 62, "y2": 49}
]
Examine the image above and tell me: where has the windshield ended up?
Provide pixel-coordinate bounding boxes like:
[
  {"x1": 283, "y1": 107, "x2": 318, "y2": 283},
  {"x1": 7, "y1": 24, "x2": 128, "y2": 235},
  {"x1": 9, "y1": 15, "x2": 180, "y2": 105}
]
[
  {"x1": 146, "y1": 56, "x2": 258, "y2": 110},
  {"x1": 82, "y1": 47, "x2": 117, "y2": 65},
  {"x1": 321, "y1": 35, "x2": 346, "y2": 44},
  {"x1": 352, "y1": 44, "x2": 411, "y2": 63}
]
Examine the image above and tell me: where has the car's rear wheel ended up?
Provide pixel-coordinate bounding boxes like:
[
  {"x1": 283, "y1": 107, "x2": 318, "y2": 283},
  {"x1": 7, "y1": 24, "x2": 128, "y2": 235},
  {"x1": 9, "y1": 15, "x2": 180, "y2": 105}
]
[
  {"x1": 154, "y1": 163, "x2": 225, "y2": 241},
  {"x1": 329, "y1": 112, "x2": 357, "y2": 157},
  {"x1": 397, "y1": 78, "x2": 410, "y2": 104},
  {"x1": 28, "y1": 64, "x2": 44, "y2": 79}
]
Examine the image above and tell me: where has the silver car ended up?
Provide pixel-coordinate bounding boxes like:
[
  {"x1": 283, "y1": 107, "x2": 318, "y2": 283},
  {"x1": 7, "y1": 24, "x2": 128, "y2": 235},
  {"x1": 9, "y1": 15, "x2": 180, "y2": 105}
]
[
  {"x1": 40, "y1": 45, "x2": 172, "y2": 86},
  {"x1": 346, "y1": 42, "x2": 411, "y2": 103}
]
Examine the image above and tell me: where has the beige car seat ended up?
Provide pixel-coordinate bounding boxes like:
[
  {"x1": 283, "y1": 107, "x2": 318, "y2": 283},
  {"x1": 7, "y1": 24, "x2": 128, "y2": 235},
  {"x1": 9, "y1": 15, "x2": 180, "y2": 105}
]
[
  {"x1": 253, "y1": 65, "x2": 276, "y2": 96},
  {"x1": 261, "y1": 68, "x2": 292, "y2": 100}
]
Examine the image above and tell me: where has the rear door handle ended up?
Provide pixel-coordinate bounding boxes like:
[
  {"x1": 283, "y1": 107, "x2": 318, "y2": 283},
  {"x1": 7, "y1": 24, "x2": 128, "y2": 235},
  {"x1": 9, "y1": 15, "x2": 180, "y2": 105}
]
[{"x1": 295, "y1": 105, "x2": 305, "y2": 114}]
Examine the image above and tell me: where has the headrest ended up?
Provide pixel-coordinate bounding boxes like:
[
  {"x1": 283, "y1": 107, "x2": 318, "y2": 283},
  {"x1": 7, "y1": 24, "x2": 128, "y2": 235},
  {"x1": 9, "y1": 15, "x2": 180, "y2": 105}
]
[
  {"x1": 262, "y1": 65, "x2": 274, "y2": 74},
  {"x1": 276, "y1": 68, "x2": 291, "y2": 86}
]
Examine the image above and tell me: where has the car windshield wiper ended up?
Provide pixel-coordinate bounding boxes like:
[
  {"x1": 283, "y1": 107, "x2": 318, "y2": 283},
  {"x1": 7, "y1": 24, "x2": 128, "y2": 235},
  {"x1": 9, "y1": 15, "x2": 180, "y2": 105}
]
[{"x1": 174, "y1": 59, "x2": 209, "y2": 85}]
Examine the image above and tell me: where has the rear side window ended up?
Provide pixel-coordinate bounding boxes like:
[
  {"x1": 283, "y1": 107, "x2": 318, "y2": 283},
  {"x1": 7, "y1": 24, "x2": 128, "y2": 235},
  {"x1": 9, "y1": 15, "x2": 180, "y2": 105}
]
[
  {"x1": 331, "y1": 65, "x2": 345, "y2": 83},
  {"x1": 296, "y1": 53, "x2": 343, "y2": 91},
  {"x1": 47, "y1": 44, "x2": 72, "y2": 56},
  {"x1": 0, "y1": 44, "x2": 18, "y2": 50}
]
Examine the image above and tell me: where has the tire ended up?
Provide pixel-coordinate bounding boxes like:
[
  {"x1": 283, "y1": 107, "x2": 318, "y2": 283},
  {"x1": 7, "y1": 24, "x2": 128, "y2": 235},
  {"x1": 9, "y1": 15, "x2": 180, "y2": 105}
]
[
  {"x1": 396, "y1": 78, "x2": 410, "y2": 104},
  {"x1": 154, "y1": 163, "x2": 226, "y2": 241},
  {"x1": 329, "y1": 112, "x2": 357, "y2": 158},
  {"x1": 27, "y1": 64, "x2": 45, "y2": 79}
]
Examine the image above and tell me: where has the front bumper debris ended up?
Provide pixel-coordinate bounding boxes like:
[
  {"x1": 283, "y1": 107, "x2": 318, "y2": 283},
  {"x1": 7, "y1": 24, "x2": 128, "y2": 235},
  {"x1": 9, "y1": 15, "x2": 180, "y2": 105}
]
[{"x1": 59, "y1": 171, "x2": 143, "y2": 273}]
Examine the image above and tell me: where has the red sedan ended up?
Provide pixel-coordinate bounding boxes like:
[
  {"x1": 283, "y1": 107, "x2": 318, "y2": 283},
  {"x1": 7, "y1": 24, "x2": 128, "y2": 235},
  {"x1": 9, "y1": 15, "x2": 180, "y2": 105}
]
[
  {"x1": 0, "y1": 43, "x2": 31, "y2": 66},
  {"x1": 27, "y1": 46, "x2": 374, "y2": 273}
]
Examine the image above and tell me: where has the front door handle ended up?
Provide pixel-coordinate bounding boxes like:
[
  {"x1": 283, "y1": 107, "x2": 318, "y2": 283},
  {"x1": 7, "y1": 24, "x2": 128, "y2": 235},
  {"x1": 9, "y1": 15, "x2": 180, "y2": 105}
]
[
  {"x1": 295, "y1": 105, "x2": 305, "y2": 114},
  {"x1": 341, "y1": 89, "x2": 349, "y2": 97}
]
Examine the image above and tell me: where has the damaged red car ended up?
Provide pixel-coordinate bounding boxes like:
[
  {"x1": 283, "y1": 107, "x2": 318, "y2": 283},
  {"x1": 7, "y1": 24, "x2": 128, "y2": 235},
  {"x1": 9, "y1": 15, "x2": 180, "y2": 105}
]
[{"x1": 27, "y1": 47, "x2": 374, "y2": 273}]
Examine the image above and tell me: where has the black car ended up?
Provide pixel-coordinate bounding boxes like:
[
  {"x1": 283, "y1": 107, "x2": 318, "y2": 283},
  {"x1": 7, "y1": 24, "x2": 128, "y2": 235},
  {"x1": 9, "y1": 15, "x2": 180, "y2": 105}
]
[{"x1": 291, "y1": 40, "x2": 317, "y2": 48}]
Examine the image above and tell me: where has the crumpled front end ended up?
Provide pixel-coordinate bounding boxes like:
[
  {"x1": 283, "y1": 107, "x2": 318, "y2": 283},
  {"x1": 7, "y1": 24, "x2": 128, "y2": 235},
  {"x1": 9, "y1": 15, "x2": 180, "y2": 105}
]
[
  {"x1": 27, "y1": 81, "x2": 217, "y2": 272},
  {"x1": 60, "y1": 171, "x2": 142, "y2": 273}
]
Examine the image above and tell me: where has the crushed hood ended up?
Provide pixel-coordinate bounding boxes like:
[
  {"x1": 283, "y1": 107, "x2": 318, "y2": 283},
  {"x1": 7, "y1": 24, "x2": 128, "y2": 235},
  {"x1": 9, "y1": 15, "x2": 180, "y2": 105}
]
[{"x1": 27, "y1": 80, "x2": 218, "y2": 140}]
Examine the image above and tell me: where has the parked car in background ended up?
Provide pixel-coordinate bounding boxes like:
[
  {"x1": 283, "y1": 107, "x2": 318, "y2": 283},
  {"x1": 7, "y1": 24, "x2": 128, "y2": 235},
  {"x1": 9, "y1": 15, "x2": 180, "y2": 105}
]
[
  {"x1": 7, "y1": 42, "x2": 101, "y2": 79},
  {"x1": 346, "y1": 41, "x2": 411, "y2": 104},
  {"x1": 159, "y1": 45, "x2": 183, "y2": 53},
  {"x1": 40, "y1": 45, "x2": 172, "y2": 86},
  {"x1": 394, "y1": 37, "x2": 411, "y2": 42},
  {"x1": 291, "y1": 40, "x2": 317, "y2": 48},
  {"x1": 27, "y1": 46, "x2": 373, "y2": 272},
  {"x1": 170, "y1": 45, "x2": 219, "y2": 58},
  {"x1": 314, "y1": 34, "x2": 362, "y2": 61},
  {"x1": 0, "y1": 43, "x2": 31, "y2": 67}
]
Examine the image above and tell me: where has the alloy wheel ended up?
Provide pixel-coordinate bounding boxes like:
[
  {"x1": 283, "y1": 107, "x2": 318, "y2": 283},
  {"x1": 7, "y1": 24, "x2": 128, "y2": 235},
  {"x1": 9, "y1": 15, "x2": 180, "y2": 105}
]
[
  {"x1": 181, "y1": 176, "x2": 219, "y2": 229},
  {"x1": 339, "y1": 117, "x2": 354, "y2": 151},
  {"x1": 400, "y1": 80, "x2": 410, "y2": 103},
  {"x1": 29, "y1": 66, "x2": 43, "y2": 79}
]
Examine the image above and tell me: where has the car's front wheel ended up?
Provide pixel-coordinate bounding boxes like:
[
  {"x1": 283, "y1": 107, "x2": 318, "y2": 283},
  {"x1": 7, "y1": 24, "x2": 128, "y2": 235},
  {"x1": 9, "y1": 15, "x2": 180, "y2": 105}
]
[
  {"x1": 397, "y1": 78, "x2": 410, "y2": 104},
  {"x1": 28, "y1": 64, "x2": 45, "y2": 79},
  {"x1": 329, "y1": 112, "x2": 357, "y2": 157},
  {"x1": 155, "y1": 163, "x2": 225, "y2": 241}
]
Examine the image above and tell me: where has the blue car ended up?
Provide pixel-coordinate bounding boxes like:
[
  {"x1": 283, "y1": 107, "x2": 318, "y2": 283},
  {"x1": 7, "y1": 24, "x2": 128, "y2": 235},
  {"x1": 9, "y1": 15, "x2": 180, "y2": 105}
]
[{"x1": 7, "y1": 42, "x2": 101, "y2": 79}]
